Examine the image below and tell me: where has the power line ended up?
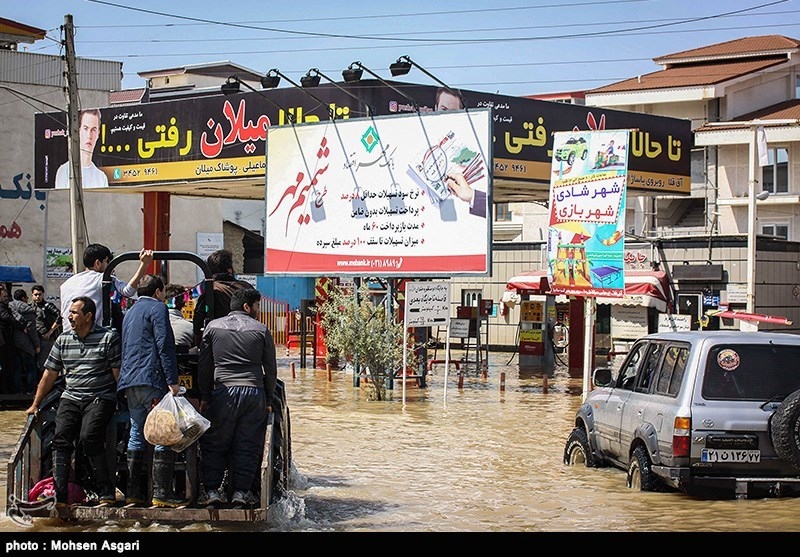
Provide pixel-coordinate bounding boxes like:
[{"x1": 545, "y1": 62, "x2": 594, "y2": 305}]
[
  {"x1": 13, "y1": 1, "x2": 797, "y2": 94},
  {"x1": 85, "y1": 0, "x2": 651, "y2": 40},
  {"x1": 84, "y1": 0, "x2": 647, "y2": 27},
  {"x1": 73, "y1": 10, "x2": 800, "y2": 44},
  {"x1": 0, "y1": 85, "x2": 64, "y2": 112},
  {"x1": 84, "y1": 0, "x2": 787, "y2": 43},
  {"x1": 46, "y1": 22, "x2": 800, "y2": 66}
]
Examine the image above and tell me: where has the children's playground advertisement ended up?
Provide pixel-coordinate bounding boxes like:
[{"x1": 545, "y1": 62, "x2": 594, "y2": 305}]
[{"x1": 546, "y1": 129, "x2": 629, "y2": 298}]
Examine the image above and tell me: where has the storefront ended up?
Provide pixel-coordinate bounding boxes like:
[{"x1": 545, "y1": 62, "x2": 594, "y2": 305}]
[{"x1": 505, "y1": 269, "x2": 673, "y2": 362}]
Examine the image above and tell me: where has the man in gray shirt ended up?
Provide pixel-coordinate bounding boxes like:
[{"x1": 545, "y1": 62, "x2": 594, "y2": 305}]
[{"x1": 197, "y1": 288, "x2": 277, "y2": 507}]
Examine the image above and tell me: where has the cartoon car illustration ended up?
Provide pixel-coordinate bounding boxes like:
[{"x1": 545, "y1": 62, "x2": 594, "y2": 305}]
[{"x1": 555, "y1": 137, "x2": 588, "y2": 166}]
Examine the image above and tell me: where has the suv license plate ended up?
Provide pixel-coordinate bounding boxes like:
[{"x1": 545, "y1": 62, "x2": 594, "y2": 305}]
[{"x1": 701, "y1": 449, "x2": 760, "y2": 463}]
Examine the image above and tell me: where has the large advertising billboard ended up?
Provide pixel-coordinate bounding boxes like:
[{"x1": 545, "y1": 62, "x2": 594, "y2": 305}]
[
  {"x1": 547, "y1": 129, "x2": 629, "y2": 298},
  {"x1": 265, "y1": 109, "x2": 492, "y2": 276},
  {"x1": 34, "y1": 80, "x2": 691, "y2": 195}
]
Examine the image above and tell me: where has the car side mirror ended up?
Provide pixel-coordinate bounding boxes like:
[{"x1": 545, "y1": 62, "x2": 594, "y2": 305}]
[{"x1": 593, "y1": 367, "x2": 613, "y2": 387}]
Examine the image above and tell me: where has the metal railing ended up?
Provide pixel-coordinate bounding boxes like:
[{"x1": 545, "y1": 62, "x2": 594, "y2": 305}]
[
  {"x1": 258, "y1": 297, "x2": 291, "y2": 347},
  {"x1": 184, "y1": 296, "x2": 292, "y2": 347}
]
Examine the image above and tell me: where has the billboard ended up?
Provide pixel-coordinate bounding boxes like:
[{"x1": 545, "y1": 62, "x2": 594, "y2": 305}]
[
  {"x1": 547, "y1": 129, "x2": 629, "y2": 298},
  {"x1": 366, "y1": 82, "x2": 691, "y2": 194},
  {"x1": 34, "y1": 81, "x2": 691, "y2": 195},
  {"x1": 35, "y1": 96, "x2": 282, "y2": 189},
  {"x1": 265, "y1": 109, "x2": 492, "y2": 276}
]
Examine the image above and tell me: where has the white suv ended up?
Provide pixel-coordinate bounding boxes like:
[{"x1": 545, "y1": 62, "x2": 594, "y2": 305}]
[{"x1": 564, "y1": 330, "x2": 800, "y2": 499}]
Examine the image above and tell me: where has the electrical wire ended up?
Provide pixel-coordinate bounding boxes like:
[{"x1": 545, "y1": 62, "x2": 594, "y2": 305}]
[
  {"x1": 84, "y1": 0, "x2": 787, "y2": 44},
  {"x1": 14, "y1": 2, "x2": 795, "y2": 93}
]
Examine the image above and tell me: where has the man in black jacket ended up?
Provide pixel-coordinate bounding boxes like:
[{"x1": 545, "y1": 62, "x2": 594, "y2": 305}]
[
  {"x1": 31, "y1": 284, "x2": 61, "y2": 372},
  {"x1": 0, "y1": 284, "x2": 27, "y2": 393},
  {"x1": 192, "y1": 249, "x2": 250, "y2": 347},
  {"x1": 197, "y1": 288, "x2": 277, "y2": 507}
]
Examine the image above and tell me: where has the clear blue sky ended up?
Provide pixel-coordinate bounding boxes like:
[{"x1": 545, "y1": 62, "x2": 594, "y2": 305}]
[{"x1": 8, "y1": 0, "x2": 800, "y2": 96}]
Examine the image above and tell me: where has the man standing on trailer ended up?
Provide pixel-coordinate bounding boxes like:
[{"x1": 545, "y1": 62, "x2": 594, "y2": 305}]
[{"x1": 197, "y1": 288, "x2": 277, "y2": 507}]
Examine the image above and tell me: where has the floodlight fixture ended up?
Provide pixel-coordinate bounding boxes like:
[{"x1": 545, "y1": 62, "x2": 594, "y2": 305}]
[
  {"x1": 260, "y1": 68, "x2": 331, "y2": 119},
  {"x1": 389, "y1": 58, "x2": 412, "y2": 77},
  {"x1": 342, "y1": 64, "x2": 364, "y2": 83},
  {"x1": 303, "y1": 68, "x2": 375, "y2": 116},
  {"x1": 342, "y1": 61, "x2": 418, "y2": 111},
  {"x1": 300, "y1": 72, "x2": 321, "y2": 88},
  {"x1": 391, "y1": 55, "x2": 466, "y2": 107},
  {"x1": 221, "y1": 76, "x2": 242, "y2": 96},
  {"x1": 220, "y1": 75, "x2": 295, "y2": 124},
  {"x1": 259, "y1": 70, "x2": 282, "y2": 90}
]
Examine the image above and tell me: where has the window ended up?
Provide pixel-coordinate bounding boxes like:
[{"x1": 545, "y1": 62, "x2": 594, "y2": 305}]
[
  {"x1": 636, "y1": 342, "x2": 663, "y2": 392},
  {"x1": 761, "y1": 223, "x2": 789, "y2": 240},
  {"x1": 595, "y1": 304, "x2": 611, "y2": 335},
  {"x1": 655, "y1": 344, "x2": 689, "y2": 397},
  {"x1": 703, "y1": 344, "x2": 800, "y2": 401},
  {"x1": 461, "y1": 289, "x2": 481, "y2": 307},
  {"x1": 762, "y1": 147, "x2": 788, "y2": 194},
  {"x1": 668, "y1": 348, "x2": 689, "y2": 396},
  {"x1": 494, "y1": 202, "x2": 512, "y2": 222},
  {"x1": 617, "y1": 342, "x2": 647, "y2": 391},
  {"x1": 691, "y1": 149, "x2": 705, "y2": 189}
]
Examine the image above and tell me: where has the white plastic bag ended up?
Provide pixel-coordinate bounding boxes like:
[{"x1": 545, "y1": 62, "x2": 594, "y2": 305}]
[
  {"x1": 144, "y1": 391, "x2": 210, "y2": 452},
  {"x1": 170, "y1": 394, "x2": 211, "y2": 452}
]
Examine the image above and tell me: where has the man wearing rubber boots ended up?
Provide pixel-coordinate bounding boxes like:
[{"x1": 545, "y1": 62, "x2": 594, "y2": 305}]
[
  {"x1": 26, "y1": 296, "x2": 119, "y2": 506},
  {"x1": 118, "y1": 274, "x2": 184, "y2": 508}
]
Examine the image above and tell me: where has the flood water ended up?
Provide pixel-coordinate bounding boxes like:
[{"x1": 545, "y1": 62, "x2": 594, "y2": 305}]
[{"x1": 0, "y1": 349, "x2": 799, "y2": 533}]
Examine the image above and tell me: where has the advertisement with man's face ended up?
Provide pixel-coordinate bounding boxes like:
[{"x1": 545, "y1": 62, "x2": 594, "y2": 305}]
[
  {"x1": 34, "y1": 80, "x2": 690, "y2": 195},
  {"x1": 34, "y1": 87, "x2": 358, "y2": 190}
]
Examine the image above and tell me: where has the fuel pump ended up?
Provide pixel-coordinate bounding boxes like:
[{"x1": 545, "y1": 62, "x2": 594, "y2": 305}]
[
  {"x1": 552, "y1": 322, "x2": 570, "y2": 353},
  {"x1": 518, "y1": 295, "x2": 557, "y2": 373}
]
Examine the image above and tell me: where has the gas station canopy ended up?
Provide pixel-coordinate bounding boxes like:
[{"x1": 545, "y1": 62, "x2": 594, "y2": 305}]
[{"x1": 506, "y1": 269, "x2": 672, "y2": 312}]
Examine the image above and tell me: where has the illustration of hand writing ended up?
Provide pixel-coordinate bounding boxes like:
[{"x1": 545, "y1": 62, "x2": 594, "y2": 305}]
[
  {"x1": 445, "y1": 172, "x2": 474, "y2": 204},
  {"x1": 445, "y1": 171, "x2": 487, "y2": 219}
]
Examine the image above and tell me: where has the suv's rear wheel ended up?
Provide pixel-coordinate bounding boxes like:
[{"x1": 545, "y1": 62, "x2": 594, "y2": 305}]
[
  {"x1": 564, "y1": 427, "x2": 597, "y2": 467},
  {"x1": 769, "y1": 389, "x2": 800, "y2": 470},
  {"x1": 626, "y1": 445, "x2": 661, "y2": 491}
]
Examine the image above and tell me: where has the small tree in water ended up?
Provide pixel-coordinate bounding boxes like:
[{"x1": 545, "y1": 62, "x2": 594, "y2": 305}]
[{"x1": 318, "y1": 282, "x2": 415, "y2": 401}]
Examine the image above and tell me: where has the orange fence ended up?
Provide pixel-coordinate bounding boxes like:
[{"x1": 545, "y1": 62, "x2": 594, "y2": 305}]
[
  {"x1": 258, "y1": 297, "x2": 291, "y2": 348},
  {"x1": 183, "y1": 296, "x2": 292, "y2": 347}
]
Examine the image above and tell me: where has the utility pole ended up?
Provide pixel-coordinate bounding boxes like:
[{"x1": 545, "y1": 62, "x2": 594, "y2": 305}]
[{"x1": 63, "y1": 14, "x2": 87, "y2": 268}]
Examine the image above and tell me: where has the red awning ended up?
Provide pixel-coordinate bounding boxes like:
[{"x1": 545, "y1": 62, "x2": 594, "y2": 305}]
[
  {"x1": 506, "y1": 270, "x2": 672, "y2": 312},
  {"x1": 706, "y1": 309, "x2": 793, "y2": 325}
]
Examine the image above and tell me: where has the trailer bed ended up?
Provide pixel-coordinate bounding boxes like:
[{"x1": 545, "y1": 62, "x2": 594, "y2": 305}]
[{"x1": 6, "y1": 381, "x2": 290, "y2": 525}]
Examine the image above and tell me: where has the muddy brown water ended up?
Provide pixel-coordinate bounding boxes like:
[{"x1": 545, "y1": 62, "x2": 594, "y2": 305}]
[{"x1": 0, "y1": 350, "x2": 798, "y2": 533}]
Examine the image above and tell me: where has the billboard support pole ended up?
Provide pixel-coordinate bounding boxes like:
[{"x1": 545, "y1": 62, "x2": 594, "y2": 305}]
[{"x1": 582, "y1": 297, "x2": 596, "y2": 402}]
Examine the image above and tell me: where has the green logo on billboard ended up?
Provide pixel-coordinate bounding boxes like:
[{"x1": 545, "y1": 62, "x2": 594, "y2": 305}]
[{"x1": 361, "y1": 126, "x2": 379, "y2": 153}]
